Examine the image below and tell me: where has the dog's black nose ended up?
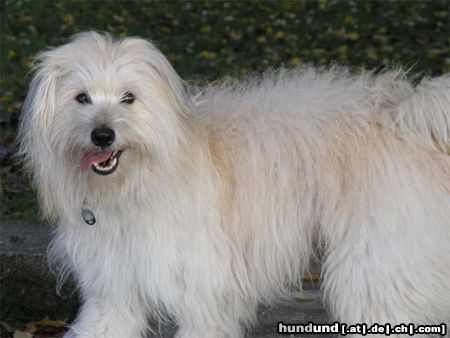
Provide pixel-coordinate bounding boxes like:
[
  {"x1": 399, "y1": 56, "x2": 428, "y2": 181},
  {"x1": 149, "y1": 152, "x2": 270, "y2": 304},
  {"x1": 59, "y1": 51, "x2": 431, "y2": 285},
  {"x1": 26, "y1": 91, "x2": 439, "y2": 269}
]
[{"x1": 91, "y1": 127, "x2": 115, "y2": 147}]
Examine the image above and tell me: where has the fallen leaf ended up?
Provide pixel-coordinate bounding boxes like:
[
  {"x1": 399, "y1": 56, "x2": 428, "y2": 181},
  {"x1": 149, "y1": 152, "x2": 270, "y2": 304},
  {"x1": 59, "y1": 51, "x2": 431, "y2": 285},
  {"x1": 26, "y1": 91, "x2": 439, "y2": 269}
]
[
  {"x1": 41, "y1": 319, "x2": 66, "y2": 328},
  {"x1": 13, "y1": 331, "x2": 32, "y2": 338},
  {"x1": 302, "y1": 273, "x2": 320, "y2": 282},
  {"x1": 0, "y1": 321, "x2": 13, "y2": 332}
]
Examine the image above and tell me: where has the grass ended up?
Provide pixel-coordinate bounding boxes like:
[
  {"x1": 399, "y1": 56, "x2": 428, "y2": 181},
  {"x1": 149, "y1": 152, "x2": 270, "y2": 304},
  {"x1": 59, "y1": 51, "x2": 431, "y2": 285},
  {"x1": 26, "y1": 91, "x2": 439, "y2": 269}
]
[{"x1": 1, "y1": 0, "x2": 449, "y2": 221}]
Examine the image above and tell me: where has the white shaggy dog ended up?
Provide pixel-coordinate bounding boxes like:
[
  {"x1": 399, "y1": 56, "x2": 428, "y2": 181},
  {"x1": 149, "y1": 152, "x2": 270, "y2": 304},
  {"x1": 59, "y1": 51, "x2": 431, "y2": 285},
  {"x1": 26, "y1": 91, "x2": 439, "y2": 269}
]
[{"x1": 19, "y1": 32, "x2": 449, "y2": 337}]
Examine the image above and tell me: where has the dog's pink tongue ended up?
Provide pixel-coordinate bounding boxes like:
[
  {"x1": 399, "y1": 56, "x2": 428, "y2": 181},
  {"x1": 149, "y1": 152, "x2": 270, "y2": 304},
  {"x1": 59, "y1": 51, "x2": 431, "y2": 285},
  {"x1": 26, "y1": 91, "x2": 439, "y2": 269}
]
[{"x1": 80, "y1": 150, "x2": 113, "y2": 171}]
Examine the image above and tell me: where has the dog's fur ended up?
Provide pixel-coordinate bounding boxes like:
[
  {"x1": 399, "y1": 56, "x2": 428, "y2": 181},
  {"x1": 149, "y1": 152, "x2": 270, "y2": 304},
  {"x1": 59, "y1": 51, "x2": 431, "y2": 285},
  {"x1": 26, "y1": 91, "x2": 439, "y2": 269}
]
[{"x1": 19, "y1": 32, "x2": 450, "y2": 337}]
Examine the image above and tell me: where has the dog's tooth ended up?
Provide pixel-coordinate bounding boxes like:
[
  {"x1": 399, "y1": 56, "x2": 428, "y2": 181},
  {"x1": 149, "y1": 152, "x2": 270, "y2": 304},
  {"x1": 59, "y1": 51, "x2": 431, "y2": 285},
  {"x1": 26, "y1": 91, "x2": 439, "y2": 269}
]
[{"x1": 91, "y1": 155, "x2": 118, "y2": 175}]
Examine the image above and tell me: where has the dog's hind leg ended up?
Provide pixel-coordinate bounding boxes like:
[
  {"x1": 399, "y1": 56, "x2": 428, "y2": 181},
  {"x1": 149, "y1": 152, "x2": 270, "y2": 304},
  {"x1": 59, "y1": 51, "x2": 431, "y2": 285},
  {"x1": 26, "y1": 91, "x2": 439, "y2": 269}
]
[
  {"x1": 321, "y1": 217, "x2": 450, "y2": 329},
  {"x1": 319, "y1": 151, "x2": 450, "y2": 328}
]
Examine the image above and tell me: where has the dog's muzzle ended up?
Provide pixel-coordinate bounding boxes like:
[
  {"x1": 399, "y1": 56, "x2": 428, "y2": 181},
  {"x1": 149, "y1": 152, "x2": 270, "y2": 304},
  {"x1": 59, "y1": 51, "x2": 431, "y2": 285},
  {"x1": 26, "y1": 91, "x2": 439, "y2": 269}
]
[{"x1": 80, "y1": 127, "x2": 124, "y2": 175}]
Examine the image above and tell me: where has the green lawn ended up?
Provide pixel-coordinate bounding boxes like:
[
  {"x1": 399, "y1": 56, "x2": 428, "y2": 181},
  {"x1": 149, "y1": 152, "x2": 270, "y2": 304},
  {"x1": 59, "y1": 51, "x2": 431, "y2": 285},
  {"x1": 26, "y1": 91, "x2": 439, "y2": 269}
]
[{"x1": 1, "y1": 0, "x2": 449, "y2": 220}]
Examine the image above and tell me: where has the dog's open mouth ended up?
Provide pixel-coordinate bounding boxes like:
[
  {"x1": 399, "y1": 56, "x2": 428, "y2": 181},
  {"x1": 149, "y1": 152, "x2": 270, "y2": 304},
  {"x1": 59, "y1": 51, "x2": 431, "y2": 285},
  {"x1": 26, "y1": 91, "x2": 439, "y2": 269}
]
[{"x1": 80, "y1": 150, "x2": 123, "y2": 176}]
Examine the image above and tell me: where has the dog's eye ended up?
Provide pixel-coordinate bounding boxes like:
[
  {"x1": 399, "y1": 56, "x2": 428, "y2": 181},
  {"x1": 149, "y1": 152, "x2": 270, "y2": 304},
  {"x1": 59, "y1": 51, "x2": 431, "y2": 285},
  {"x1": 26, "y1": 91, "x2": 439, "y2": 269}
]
[
  {"x1": 75, "y1": 93, "x2": 91, "y2": 104},
  {"x1": 121, "y1": 92, "x2": 135, "y2": 104}
]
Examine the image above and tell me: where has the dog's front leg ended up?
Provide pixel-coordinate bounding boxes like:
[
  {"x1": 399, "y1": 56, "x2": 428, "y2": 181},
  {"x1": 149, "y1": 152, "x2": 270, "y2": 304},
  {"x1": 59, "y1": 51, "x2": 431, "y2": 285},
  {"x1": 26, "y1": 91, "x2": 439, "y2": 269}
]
[{"x1": 64, "y1": 298, "x2": 147, "y2": 338}]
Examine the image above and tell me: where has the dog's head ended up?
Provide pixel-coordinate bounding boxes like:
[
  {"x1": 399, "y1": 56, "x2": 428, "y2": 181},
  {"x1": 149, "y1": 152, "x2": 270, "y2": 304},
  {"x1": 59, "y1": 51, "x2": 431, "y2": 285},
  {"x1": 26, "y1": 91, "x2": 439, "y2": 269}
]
[
  {"x1": 19, "y1": 32, "x2": 194, "y2": 200},
  {"x1": 18, "y1": 32, "x2": 198, "y2": 217}
]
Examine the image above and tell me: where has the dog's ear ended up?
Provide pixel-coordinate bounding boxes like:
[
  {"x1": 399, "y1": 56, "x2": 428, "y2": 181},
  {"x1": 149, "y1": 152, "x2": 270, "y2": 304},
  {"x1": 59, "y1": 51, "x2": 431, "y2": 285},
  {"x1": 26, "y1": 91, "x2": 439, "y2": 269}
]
[
  {"x1": 122, "y1": 37, "x2": 194, "y2": 118},
  {"x1": 19, "y1": 52, "x2": 63, "y2": 156},
  {"x1": 17, "y1": 50, "x2": 65, "y2": 212},
  {"x1": 17, "y1": 52, "x2": 64, "y2": 219}
]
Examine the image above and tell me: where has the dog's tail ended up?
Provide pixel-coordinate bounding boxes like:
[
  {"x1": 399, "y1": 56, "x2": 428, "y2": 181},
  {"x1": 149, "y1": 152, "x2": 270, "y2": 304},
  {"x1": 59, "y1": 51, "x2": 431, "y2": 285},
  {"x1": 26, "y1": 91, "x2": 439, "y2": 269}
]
[{"x1": 395, "y1": 74, "x2": 450, "y2": 153}]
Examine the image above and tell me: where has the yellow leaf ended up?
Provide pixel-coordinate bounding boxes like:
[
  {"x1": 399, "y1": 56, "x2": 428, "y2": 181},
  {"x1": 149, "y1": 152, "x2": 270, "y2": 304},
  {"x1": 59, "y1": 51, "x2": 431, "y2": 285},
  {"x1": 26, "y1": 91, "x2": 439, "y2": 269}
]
[
  {"x1": 24, "y1": 60, "x2": 34, "y2": 69},
  {"x1": 198, "y1": 50, "x2": 217, "y2": 60},
  {"x1": 344, "y1": 15, "x2": 355, "y2": 25},
  {"x1": 290, "y1": 57, "x2": 301, "y2": 66},
  {"x1": 200, "y1": 25, "x2": 211, "y2": 34},
  {"x1": 41, "y1": 318, "x2": 66, "y2": 328},
  {"x1": 303, "y1": 273, "x2": 320, "y2": 282},
  {"x1": 347, "y1": 32, "x2": 359, "y2": 41},
  {"x1": 275, "y1": 31, "x2": 285, "y2": 40},
  {"x1": 7, "y1": 49, "x2": 17, "y2": 59},
  {"x1": 257, "y1": 36, "x2": 267, "y2": 44},
  {"x1": 63, "y1": 14, "x2": 74, "y2": 26}
]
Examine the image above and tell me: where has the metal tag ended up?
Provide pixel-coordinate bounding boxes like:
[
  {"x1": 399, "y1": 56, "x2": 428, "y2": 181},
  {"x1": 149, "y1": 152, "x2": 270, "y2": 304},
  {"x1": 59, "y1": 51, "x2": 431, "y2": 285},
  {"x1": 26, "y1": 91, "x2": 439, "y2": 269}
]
[{"x1": 82, "y1": 208, "x2": 96, "y2": 225}]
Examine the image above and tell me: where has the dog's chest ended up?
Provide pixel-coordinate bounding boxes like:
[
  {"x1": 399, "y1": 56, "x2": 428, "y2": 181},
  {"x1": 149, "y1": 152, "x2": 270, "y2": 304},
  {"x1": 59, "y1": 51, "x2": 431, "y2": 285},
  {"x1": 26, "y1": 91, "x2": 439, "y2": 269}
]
[{"x1": 66, "y1": 210, "x2": 211, "y2": 307}]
